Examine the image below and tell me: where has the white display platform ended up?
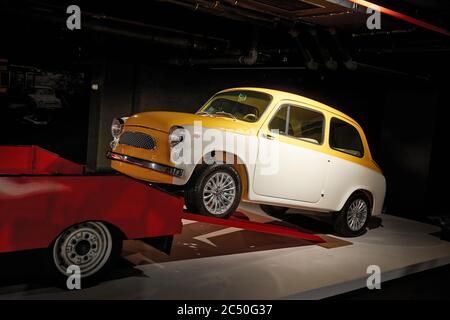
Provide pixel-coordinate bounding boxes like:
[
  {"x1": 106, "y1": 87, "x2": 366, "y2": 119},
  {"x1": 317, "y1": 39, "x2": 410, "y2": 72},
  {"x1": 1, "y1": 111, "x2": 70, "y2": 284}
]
[{"x1": 1, "y1": 205, "x2": 449, "y2": 300}]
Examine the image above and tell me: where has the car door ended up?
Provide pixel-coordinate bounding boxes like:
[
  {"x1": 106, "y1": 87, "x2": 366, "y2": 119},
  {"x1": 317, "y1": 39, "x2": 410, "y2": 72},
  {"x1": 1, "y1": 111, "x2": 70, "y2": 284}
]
[{"x1": 253, "y1": 103, "x2": 330, "y2": 203}]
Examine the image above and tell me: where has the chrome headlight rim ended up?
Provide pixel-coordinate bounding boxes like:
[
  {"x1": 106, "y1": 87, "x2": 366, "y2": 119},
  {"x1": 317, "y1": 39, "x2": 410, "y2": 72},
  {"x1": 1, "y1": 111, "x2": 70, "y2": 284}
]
[
  {"x1": 111, "y1": 118, "x2": 125, "y2": 139},
  {"x1": 169, "y1": 126, "x2": 185, "y2": 147}
]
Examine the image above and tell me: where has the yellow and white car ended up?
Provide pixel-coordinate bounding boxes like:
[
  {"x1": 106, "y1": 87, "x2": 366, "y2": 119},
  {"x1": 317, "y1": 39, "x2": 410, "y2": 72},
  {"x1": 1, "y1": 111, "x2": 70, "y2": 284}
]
[{"x1": 107, "y1": 88, "x2": 386, "y2": 236}]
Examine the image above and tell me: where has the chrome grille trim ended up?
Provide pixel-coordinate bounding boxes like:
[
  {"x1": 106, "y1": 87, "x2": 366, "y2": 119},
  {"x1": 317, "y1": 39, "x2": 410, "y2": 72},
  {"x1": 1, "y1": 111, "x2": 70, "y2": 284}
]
[
  {"x1": 119, "y1": 131, "x2": 156, "y2": 150},
  {"x1": 106, "y1": 151, "x2": 183, "y2": 177}
]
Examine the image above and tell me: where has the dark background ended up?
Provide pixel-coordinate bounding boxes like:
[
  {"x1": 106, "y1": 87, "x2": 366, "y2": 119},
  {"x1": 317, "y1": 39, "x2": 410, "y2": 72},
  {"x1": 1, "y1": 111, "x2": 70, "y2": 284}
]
[{"x1": 0, "y1": 0, "x2": 449, "y2": 221}]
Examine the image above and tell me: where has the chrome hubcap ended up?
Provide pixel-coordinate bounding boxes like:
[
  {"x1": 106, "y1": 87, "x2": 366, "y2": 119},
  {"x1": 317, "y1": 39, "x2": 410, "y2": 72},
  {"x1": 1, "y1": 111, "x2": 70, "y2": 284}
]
[
  {"x1": 203, "y1": 172, "x2": 236, "y2": 215},
  {"x1": 347, "y1": 199, "x2": 368, "y2": 231},
  {"x1": 53, "y1": 222, "x2": 112, "y2": 277}
]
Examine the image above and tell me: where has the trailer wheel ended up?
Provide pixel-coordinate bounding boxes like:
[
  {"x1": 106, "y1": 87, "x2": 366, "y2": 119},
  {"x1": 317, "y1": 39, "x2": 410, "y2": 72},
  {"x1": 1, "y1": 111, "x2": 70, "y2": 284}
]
[{"x1": 50, "y1": 221, "x2": 122, "y2": 284}]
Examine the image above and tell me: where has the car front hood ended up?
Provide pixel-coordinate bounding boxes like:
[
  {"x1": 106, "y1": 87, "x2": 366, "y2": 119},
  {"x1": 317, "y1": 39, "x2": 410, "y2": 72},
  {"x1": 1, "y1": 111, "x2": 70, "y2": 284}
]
[{"x1": 124, "y1": 111, "x2": 255, "y2": 133}]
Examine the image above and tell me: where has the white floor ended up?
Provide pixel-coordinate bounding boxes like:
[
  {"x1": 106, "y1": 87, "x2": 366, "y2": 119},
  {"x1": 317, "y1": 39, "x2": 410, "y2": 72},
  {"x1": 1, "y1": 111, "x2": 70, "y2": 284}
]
[{"x1": 1, "y1": 210, "x2": 450, "y2": 299}]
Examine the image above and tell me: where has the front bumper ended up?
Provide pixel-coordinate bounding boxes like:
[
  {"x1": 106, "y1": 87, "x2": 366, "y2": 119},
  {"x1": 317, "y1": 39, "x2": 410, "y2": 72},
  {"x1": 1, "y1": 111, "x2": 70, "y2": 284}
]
[{"x1": 107, "y1": 151, "x2": 183, "y2": 177}]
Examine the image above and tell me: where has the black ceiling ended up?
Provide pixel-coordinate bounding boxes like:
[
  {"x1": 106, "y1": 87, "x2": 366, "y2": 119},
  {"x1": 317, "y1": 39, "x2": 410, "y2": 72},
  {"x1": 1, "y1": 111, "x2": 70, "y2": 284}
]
[{"x1": 1, "y1": 0, "x2": 449, "y2": 80}]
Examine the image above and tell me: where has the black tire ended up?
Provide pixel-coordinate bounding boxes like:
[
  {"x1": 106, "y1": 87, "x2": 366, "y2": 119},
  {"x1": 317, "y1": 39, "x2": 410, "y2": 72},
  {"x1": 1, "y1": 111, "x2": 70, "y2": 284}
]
[
  {"x1": 334, "y1": 193, "x2": 371, "y2": 237},
  {"x1": 184, "y1": 176, "x2": 199, "y2": 213},
  {"x1": 185, "y1": 164, "x2": 241, "y2": 219},
  {"x1": 259, "y1": 204, "x2": 289, "y2": 216},
  {"x1": 49, "y1": 221, "x2": 123, "y2": 287}
]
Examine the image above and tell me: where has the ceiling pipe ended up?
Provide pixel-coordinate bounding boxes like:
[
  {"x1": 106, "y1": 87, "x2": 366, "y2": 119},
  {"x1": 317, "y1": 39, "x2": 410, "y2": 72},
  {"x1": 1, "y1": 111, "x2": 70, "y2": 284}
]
[
  {"x1": 238, "y1": 48, "x2": 258, "y2": 65},
  {"x1": 5, "y1": 5, "x2": 227, "y2": 52},
  {"x1": 328, "y1": 28, "x2": 357, "y2": 70},
  {"x1": 289, "y1": 28, "x2": 318, "y2": 71},
  {"x1": 210, "y1": 66, "x2": 307, "y2": 70},
  {"x1": 309, "y1": 28, "x2": 338, "y2": 70},
  {"x1": 26, "y1": 1, "x2": 230, "y2": 45},
  {"x1": 84, "y1": 22, "x2": 213, "y2": 51},
  {"x1": 352, "y1": 28, "x2": 416, "y2": 38},
  {"x1": 167, "y1": 51, "x2": 262, "y2": 66},
  {"x1": 157, "y1": 0, "x2": 279, "y2": 27},
  {"x1": 239, "y1": 28, "x2": 259, "y2": 65},
  {"x1": 82, "y1": 9, "x2": 230, "y2": 45},
  {"x1": 168, "y1": 28, "x2": 260, "y2": 66},
  {"x1": 222, "y1": 0, "x2": 295, "y2": 22}
]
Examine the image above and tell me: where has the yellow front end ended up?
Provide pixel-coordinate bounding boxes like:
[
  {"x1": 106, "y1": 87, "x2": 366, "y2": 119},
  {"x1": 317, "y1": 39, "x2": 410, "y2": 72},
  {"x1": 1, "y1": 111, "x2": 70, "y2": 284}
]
[
  {"x1": 110, "y1": 126, "x2": 176, "y2": 184},
  {"x1": 108, "y1": 108, "x2": 259, "y2": 185}
]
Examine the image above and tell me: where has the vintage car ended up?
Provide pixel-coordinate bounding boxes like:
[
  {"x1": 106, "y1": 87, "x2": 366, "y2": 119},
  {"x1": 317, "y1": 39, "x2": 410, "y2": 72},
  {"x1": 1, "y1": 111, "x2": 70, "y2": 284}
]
[
  {"x1": 107, "y1": 88, "x2": 386, "y2": 236},
  {"x1": 28, "y1": 86, "x2": 62, "y2": 110}
]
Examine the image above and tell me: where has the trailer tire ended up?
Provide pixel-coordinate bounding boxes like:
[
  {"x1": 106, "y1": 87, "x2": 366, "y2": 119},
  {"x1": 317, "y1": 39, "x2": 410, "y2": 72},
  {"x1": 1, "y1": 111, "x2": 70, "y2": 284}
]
[{"x1": 50, "y1": 221, "x2": 122, "y2": 286}]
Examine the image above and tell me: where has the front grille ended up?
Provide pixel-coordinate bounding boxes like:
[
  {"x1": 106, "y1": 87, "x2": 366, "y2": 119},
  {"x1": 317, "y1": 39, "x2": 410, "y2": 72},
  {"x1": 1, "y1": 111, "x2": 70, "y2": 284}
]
[{"x1": 119, "y1": 131, "x2": 156, "y2": 150}]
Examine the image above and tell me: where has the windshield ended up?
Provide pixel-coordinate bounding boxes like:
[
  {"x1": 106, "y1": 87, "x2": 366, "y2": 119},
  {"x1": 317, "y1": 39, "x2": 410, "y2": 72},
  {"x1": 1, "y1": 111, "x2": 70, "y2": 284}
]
[{"x1": 197, "y1": 90, "x2": 272, "y2": 123}]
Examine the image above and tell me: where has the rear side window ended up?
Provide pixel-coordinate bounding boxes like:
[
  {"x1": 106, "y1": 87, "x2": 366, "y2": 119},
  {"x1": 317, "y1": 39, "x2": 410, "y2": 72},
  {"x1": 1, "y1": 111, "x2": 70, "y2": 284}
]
[
  {"x1": 329, "y1": 118, "x2": 364, "y2": 157},
  {"x1": 269, "y1": 104, "x2": 324, "y2": 144}
]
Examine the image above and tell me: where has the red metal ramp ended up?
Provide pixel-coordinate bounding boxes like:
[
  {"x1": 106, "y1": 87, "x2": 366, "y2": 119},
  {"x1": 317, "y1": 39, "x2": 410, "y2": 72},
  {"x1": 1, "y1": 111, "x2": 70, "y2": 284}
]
[{"x1": 183, "y1": 212, "x2": 325, "y2": 243}]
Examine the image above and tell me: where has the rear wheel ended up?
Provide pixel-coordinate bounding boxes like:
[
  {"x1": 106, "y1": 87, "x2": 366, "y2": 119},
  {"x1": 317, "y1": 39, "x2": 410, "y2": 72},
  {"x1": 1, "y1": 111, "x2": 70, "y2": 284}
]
[
  {"x1": 50, "y1": 221, "x2": 122, "y2": 284},
  {"x1": 185, "y1": 164, "x2": 241, "y2": 219},
  {"x1": 334, "y1": 194, "x2": 371, "y2": 237}
]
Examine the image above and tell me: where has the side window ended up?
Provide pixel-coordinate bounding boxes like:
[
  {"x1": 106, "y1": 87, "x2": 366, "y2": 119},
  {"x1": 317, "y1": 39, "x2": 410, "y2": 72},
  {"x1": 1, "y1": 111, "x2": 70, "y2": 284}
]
[
  {"x1": 329, "y1": 118, "x2": 364, "y2": 157},
  {"x1": 268, "y1": 105, "x2": 291, "y2": 135},
  {"x1": 269, "y1": 104, "x2": 324, "y2": 144},
  {"x1": 288, "y1": 105, "x2": 324, "y2": 144}
]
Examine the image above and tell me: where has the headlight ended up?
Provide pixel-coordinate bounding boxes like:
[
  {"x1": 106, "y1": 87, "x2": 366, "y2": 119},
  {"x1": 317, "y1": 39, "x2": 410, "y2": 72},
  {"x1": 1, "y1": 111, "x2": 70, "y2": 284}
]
[
  {"x1": 111, "y1": 118, "x2": 125, "y2": 139},
  {"x1": 169, "y1": 126, "x2": 185, "y2": 147}
]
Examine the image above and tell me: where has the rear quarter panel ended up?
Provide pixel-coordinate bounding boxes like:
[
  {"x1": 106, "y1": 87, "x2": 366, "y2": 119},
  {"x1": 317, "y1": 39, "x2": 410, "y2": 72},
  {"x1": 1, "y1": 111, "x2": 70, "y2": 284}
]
[{"x1": 324, "y1": 155, "x2": 386, "y2": 215}]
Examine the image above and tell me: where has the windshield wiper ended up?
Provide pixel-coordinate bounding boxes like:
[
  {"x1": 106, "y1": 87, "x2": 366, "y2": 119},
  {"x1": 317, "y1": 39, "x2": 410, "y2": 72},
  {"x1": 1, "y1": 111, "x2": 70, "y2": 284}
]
[{"x1": 213, "y1": 111, "x2": 237, "y2": 120}]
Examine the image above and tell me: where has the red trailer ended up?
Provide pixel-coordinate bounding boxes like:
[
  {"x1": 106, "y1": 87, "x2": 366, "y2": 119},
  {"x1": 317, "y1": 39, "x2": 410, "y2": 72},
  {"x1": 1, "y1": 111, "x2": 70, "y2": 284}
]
[{"x1": 0, "y1": 146, "x2": 183, "y2": 281}]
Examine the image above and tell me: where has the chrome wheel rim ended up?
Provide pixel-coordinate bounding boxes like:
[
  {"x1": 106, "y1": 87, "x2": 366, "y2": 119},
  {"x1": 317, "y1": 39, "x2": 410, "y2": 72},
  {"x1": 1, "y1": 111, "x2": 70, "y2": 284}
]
[
  {"x1": 346, "y1": 199, "x2": 368, "y2": 231},
  {"x1": 53, "y1": 222, "x2": 112, "y2": 277},
  {"x1": 203, "y1": 172, "x2": 236, "y2": 215}
]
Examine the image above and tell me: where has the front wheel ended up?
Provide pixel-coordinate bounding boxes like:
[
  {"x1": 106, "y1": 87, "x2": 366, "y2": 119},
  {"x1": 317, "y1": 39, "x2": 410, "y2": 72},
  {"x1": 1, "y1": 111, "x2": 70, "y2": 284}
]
[
  {"x1": 50, "y1": 221, "x2": 122, "y2": 284},
  {"x1": 334, "y1": 194, "x2": 371, "y2": 237},
  {"x1": 185, "y1": 164, "x2": 242, "y2": 219}
]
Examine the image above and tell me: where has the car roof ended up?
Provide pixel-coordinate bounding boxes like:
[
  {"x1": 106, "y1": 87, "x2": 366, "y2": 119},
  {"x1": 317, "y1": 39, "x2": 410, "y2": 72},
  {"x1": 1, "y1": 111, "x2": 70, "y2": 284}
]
[{"x1": 219, "y1": 87, "x2": 360, "y2": 127}]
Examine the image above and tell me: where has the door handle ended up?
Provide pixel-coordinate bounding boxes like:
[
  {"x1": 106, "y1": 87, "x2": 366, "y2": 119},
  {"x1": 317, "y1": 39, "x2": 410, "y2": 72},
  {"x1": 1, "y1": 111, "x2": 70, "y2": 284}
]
[{"x1": 263, "y1": 133, "x2": 275, "y2": 140}]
